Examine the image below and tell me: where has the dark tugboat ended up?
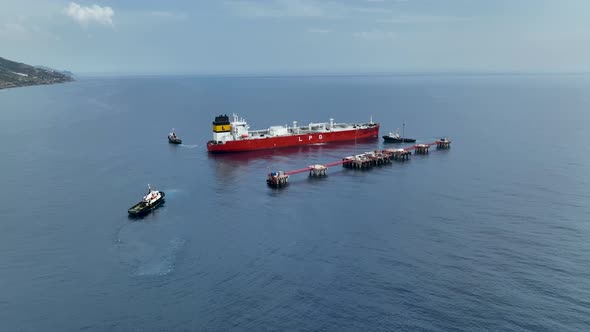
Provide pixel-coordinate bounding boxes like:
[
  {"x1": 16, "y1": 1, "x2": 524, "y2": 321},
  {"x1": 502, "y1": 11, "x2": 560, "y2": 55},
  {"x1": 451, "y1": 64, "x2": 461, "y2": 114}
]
[
  {"x1": 128, "y1": 185, "x2": 166, "y2": 216},
  {"x1": 168, "y1": 129, "x2": 182, "y2": 144},
  {"x1": 382, "y1": 123, "x2": 416, "y2": 143}
]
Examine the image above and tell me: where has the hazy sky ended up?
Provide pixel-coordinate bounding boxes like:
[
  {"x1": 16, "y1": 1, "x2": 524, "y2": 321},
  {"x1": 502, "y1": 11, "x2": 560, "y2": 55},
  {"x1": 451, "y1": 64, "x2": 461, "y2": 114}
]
[{"x1": 2, "y1": 0, "x2": 589, "y2": 74}]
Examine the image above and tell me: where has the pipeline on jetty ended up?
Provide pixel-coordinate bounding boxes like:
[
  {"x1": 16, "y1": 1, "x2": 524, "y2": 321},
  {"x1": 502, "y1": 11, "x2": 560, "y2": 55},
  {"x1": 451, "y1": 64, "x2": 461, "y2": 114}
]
[{"x1": 266, "y1": 138, "x2": 451, "y2": 187}]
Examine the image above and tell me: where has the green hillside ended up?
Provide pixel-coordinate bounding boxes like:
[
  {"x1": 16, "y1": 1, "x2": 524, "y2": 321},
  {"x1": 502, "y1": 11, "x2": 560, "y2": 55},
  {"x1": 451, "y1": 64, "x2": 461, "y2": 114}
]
[{"x1": 0, "y1": 57, "x2": 73, "y2": 89}]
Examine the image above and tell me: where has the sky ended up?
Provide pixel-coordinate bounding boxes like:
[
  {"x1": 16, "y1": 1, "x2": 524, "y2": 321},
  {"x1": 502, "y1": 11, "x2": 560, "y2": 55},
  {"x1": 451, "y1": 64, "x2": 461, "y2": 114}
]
[{"x1": 1, "y1": 0, "x2": 590, "y2": 74}]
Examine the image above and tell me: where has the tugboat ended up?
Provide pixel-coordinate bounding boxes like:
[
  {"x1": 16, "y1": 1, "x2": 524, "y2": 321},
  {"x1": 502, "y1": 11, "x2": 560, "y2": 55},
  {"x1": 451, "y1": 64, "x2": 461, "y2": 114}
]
[
  {"x1": 128, "y1": 185, "x2": 166, "y2": 216},
  {"x1": 382, "y1": 131, "x2": 416, "y2": 143},
  {"x1": 382, "y1": 124, "x2": 415, "y2": 143},
  {"x1": 168, "y1": 129, "x2": 182, "y2": 144}
]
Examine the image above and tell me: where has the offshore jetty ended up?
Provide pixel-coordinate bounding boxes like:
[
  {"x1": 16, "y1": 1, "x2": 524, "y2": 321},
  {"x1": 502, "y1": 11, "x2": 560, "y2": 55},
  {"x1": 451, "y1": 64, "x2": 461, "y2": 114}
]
[{"x1": 266, "y1": 138, "x2": 451, "y2": 187}]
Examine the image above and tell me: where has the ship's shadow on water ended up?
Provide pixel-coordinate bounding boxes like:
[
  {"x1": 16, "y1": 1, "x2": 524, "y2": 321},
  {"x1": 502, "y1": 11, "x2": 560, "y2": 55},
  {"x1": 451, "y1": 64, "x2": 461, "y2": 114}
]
[
  {"x1": 207, "y1": 138, "x2": 380, "y2": 174},
  {"x1": 205, "y1": 137, "x2": 380, "y2": 187}
]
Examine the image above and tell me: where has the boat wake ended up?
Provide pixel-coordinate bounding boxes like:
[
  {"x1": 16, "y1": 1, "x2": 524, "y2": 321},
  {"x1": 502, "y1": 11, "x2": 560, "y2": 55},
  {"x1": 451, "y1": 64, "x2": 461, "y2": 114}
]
[
  {"x1": 115, "y1": 222, "x2": 187, "y2": 277},
  {"x1": 134, "y1": 237, "x2": 186, "y2": 277},
  {"x1": 160, "y1": 188, "x2": 183, "y2": 198},
  {"x1": 180, "y1": 144, "x2": 199, "y2": 149}
]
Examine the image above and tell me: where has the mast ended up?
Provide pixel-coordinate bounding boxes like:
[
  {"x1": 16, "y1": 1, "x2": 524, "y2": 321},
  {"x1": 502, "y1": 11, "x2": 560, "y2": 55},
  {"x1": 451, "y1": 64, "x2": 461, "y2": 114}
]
[{"x1": 402, "y1": 123, "x2": 405, "y2": 141}]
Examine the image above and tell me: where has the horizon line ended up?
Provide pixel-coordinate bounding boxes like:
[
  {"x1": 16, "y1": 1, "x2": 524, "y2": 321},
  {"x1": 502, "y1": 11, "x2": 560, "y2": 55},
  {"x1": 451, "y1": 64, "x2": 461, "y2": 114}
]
[{"x1": 74, "y1": 70, "x2": 590, "y2": 78}]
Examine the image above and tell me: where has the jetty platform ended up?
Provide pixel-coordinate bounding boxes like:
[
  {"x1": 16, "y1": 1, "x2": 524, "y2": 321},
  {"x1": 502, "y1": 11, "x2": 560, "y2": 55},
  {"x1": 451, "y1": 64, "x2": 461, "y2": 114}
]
[{"x1": 266, "y1": 138, "x2": 451, "y2": 187}]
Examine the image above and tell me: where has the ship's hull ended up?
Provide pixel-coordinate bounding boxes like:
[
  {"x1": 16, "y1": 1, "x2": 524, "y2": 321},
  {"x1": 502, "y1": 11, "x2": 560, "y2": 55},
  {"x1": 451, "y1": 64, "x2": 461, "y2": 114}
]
[
  {"x1": 168, "y1": 136, "x2": 182, "y2": 144},
  {"x1": 207, "y1": 125, "x2": 379, "y2": 153}
]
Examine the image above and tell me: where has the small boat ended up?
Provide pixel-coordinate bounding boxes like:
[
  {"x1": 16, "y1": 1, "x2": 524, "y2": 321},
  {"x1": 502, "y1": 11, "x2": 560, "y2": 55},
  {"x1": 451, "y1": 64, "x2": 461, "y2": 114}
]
[
  {"x1": 128, "y1": 185, "x2": 166, "y2": 216},
  {"x1": 168, "y1": 129, "x2": 182, "y2": 144},
  {"x1": 382, "y1": 131, "x2": 416, "y2": 143},
  {"x1": 382, "y1": 123, "x2": 415, "y2": 143}
]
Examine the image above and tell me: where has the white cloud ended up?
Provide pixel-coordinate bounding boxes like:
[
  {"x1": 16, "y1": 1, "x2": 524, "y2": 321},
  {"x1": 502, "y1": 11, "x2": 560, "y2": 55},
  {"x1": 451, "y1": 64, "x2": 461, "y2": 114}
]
[
  {"x1": 353, "y1": 30, "x2": 396, "y2": 40},
  {"x1": 0, "y1": 20, "x2": 60, "y2": 41},
  {"x1": 226, "y1": 0, "x2": 424, "y2": 21},
  {"x1": 307, "y1": 28, "x2": 330, "y2": 33},
  {"x1": 149, "y1": 11, "x2": 188, "y2": 20},
  {"x1": 0, "y1": 22, "x2": 29, "y2": 39},
  {"x1": 377, "y1": 14, "x2": 473, "y2": 24},
  {"x1": 64, "y1": 2, "x2": 114, "y2": 27},
  {"x1": 227, "y1": 0, "x2": 335, "y2": 19}
]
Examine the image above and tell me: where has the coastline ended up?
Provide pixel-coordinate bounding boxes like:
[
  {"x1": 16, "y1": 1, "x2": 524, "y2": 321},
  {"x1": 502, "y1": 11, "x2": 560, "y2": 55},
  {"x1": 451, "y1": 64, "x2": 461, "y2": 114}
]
[
  {"x1": 0, "y1": 77, "x2": 74, "y2": 90},
  {"x1": 0, "y1": 56, "x2": 74, "y2": 90}
]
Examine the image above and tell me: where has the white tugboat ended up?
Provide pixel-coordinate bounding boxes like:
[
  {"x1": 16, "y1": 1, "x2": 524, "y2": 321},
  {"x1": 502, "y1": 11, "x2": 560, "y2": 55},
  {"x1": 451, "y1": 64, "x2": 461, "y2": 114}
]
[{"x1": 168, "y1": 128, "x2": 182, "y2": 144}]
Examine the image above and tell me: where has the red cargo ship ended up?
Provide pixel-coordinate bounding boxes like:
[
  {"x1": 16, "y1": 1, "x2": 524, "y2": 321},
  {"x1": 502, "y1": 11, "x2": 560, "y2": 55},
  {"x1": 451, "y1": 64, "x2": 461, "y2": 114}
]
[{"x1": 206, "y1": 114, "x2": 380, "y2": 153}]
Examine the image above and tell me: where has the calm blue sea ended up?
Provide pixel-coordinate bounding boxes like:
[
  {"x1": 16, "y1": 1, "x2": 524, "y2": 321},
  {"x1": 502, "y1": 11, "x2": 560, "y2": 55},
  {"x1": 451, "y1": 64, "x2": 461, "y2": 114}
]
[{"x1": 1, "y1": 74, "x2": 590, "y2": 331}]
